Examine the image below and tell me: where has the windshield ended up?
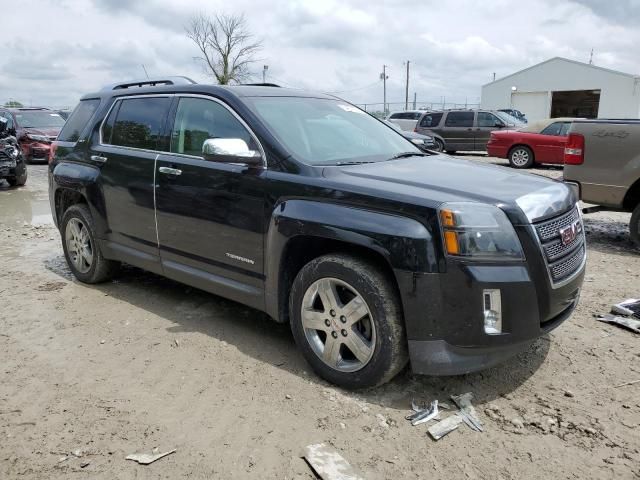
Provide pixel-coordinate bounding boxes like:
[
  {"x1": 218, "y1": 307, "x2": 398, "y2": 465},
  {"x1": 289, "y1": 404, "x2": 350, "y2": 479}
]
[
  {"x1": 495, "y1": 111, "x2": 524, "y2": 127},
  {"x1": 245, "y1": 97, "x2": 418, "y2": 165},
  {"x1": 14, "y1": 111, "x2": 66, "y2": 128}
]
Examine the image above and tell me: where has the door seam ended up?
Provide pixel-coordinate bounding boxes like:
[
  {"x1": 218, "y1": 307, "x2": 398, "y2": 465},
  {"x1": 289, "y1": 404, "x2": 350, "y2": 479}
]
[{"x1": 153, "y1": 153, "x2": 160, "y2": 249}]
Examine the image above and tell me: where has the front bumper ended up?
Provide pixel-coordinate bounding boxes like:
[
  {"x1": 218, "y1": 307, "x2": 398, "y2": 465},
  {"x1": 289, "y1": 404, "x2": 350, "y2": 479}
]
[
  {"x1": 0, "y1": 159, "x2": 18, "y2": 177},
  {"x1": 22, "y1": 142, "x2": 51, "y2": 162},
  {"x1": 396, "y1": 219, "x2": 585, "y2": 376}
]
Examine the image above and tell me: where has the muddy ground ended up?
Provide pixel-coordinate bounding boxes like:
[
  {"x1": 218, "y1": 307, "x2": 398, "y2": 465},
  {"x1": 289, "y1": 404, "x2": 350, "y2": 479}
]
[{"x1": 1, "y1": 160, "x2": 639, "y2": 479}]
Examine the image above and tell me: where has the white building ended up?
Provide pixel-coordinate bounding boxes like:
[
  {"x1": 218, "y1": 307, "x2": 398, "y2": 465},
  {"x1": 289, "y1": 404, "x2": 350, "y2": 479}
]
[{"x1": 481, "y1": 57, "x2": 640, "y2": 122}]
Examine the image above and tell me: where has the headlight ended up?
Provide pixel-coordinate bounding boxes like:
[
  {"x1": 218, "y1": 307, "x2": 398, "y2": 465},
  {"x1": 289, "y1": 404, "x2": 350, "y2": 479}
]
[
  {"x1": 439, "y1": 202, "x2": 524, "y2": 260},
  {"x1": 27, "y1": 133, "x2": 50, "y2": 142},
  {"x1": 410, "y1": 138, "x2": 425, "y2": 145}
]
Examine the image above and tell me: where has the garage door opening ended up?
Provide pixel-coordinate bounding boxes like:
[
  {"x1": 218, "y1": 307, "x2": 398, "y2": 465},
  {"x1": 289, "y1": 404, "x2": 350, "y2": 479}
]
[{"x1": 550, "y1": 90, "x2": 600, "y2": 118}]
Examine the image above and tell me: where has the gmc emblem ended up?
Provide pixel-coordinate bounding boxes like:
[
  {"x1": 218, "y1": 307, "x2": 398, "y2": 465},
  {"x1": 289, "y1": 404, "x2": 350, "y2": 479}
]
[{"x1": 559, "y1": 220, "x2": 582, "y2": 246}]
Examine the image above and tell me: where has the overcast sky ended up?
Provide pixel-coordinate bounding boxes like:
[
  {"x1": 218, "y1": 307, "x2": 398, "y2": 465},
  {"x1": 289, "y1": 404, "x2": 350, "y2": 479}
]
[{"x1": 1, "y1": 0, "x2": 639, "y2": 109}]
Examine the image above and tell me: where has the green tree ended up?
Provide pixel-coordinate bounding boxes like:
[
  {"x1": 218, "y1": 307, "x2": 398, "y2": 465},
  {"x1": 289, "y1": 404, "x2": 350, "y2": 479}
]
[
  {"x1": 185, "y1": 13, "x2": 262, "y2": 85},
  {"x1": 4, "y1": 100, "x2": 23, "y2": 108}
]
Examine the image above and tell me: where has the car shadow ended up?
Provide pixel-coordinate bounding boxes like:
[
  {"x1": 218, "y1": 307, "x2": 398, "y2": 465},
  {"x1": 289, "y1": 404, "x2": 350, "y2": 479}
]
[
  {"x1": 44, "y1": 254, "x2": 549, "y2": 410},
  {"x1": 584, "y1": 216, "x2": 638, "y2": 256}
]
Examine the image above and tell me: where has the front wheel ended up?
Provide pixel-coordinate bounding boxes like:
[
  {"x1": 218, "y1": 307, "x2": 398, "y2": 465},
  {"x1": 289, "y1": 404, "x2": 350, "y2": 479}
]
[
  {"x1": 509, "y1": 146, "x2": 534, "y2": 168},
  {"x1": 289, "y1": 254, "x2": 408, "y2": 389},
  {"x1": 61, "y1": 204, "x2": 119, "y2": 283},
  {"x1": 433, "y1": 138, "x2": 444, "y2": 152},
  {"x1": 630, "y1": 203, "x2": 640, "y2": 247},
  {"x1": 7, "y1": 159, "x2": 27, "y2": 186}
]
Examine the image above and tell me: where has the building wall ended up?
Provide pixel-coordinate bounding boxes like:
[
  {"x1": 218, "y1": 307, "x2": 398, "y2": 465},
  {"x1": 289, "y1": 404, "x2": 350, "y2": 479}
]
[{"x1": 481, "y1": 58, "x2": 640, "y2": 121}]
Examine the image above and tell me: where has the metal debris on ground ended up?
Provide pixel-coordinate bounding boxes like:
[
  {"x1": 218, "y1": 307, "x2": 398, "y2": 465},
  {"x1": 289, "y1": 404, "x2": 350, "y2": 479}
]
[
  {"x1": 451, "y1": 393, "x2": 483, "y2": 432},
  {"x1": 428, "y1": 414, "x2": 464, "y2": 440},
  {"x1": 406, "y1": 400, "x2": 440, "y2": 426},
  {"x1": 126, "y1": 448, "x2": 177, "y2": 465},
  {"x1": 303, "y1": 443, "x2": 364, "y2": 480},
  {"x1": 611, "y1": 298, "x2": 640, "y2": 318},
  {"x1": 596, "y1": 314, "x2": 640, "y2": 334}
]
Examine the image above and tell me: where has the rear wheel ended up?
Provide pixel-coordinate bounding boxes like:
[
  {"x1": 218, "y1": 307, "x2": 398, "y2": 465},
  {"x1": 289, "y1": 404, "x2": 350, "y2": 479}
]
[
  {"x1": 433, "y1": 138, "x2": 444, "y2": 152},
  {"x1": 630, "y1": 203, "x2": 640, "y2": 247},
  {"x1": 289, "y1": 254, "x2": 408, "y2": 389},
  {"x1": 61, "y1": 204, "x2": 119, "y2": 283},
  {"x1": 509, "y1": 146, "x2": 534, "y2": 168}
]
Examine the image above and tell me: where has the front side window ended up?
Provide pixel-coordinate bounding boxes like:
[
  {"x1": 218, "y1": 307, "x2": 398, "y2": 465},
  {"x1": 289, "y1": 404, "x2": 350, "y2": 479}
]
[
  {"x1": 0, "y1": 112, "x2": 14, "y2": 130},
  {"x1": 170, "y1": 97, "x2": 254, "y2": 157},
  {"x1": 477, "y1": 112, "x2": 500, "y2": 127},
  {"x1": 541, "y1": 122, "x2": 563, "y2": 136},
  {"x1": 246, "y1": 97, "x2": 417, "y2": 166},
  {"x1": 419, "y1": 112, "x2": 443, "y2": 128},
  {"x1": 110, "y1": 97, "x2": 171, "y2": 150},
  {"x1": 445, "y1": 111, "x2": 474, "y2": 127},
  {"x1": 58, "y1": 99, "x2": 100, "y2": 142}
]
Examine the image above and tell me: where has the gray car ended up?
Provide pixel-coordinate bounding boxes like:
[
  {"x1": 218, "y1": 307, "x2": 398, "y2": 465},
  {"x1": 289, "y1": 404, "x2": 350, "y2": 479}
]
[{"x1": 415, "y1": 109, "x2": 524, "y2": 153}]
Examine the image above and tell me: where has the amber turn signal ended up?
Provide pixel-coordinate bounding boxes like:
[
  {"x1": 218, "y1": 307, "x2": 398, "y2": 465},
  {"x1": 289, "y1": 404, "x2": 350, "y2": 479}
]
[
  {"x1": 440, "y1": 209, "x2": 455, "y2": 227},
  {"x1": 444, "y1": 231, "x2": 460, "y2": 255}
]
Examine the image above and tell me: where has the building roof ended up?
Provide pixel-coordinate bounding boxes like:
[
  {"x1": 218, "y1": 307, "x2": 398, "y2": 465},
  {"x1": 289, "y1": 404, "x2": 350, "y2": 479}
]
[{"x1": 483, "y1": 57, "x2": 639, "y2": 87}]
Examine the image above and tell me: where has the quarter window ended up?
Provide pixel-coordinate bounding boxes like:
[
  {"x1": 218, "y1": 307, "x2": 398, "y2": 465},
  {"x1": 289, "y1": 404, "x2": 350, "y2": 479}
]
[
  {"x1": 58, "y1": 99, "x2": 100, "y2": 142},
  {"x1": 170, "y1": 97, "x2": 254, "y2": 157},
  {"x1": 541, "y1": 122, "x2": 563, "y2": 136},
  {"x1": 559, "y1": 122, "x2": 571, "y2": 136},
  {"x1": 477, "y1": 112, "x2": 500, "y2": 127},
  {"x1": 445, "y1": 111, "x2": 474, "y2": 127},
  {"x1": 419, "y1": 112, "x2": 443, "y2": 128},
  {"x1": 109, "y1": 97, "x2": 171, "y2": 150}
]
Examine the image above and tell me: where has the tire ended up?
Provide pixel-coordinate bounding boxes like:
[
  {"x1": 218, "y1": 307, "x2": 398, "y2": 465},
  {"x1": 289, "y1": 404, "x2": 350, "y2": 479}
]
[
  {"x1": 445, "y1": 150, "x2": 457, "y2": 155},
  {"x1": 61, "y1": 204, "x2": 119, "y2": 283},
  {"x1": 630, "y1": 203, "x2": 640, "y2": 247},
  {"x1": 7, "y1": 159, "x2": 27, "y2": 187},
  {"x1": 289, "y1": 254, "x2": 408, "y2": 389},
  {"x1": 433, "y1": 138, "x2": 444, "y2": 152},
  {"x1": 509, "y1": 145, "x2": 534, "y2": 168}
]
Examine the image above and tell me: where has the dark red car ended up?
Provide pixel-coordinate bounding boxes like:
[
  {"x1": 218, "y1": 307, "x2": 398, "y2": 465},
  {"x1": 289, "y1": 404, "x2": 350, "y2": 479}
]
[
  {"x1": 0, "y1": 107, "x2": 66, "y2": 163},
  {"x1": 487, "y1": 118, "x2": 575, "y2": 168}
]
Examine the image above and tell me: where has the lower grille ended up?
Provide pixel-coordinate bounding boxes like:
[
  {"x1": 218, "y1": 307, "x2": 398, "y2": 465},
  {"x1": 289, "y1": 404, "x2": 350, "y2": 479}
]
[{"x1": 534, "y1": 207, "x2": 585, "y2": 285}]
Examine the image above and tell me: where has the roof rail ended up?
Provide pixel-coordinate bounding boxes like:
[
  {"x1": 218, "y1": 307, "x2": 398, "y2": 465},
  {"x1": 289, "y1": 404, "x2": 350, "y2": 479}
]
[
  {"x1": 240, "y1": 83, "x2": 281, "y2": 87},
  {"x1": 102, "y1": 76, "x2": 197, "y2": 91}
]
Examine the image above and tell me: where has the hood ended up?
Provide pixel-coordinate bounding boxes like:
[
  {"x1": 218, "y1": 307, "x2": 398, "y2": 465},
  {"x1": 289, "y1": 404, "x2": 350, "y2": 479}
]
[
  {"x1": 323, "y1": 154, "x2": 576, "y2": 224},
  {"x1": 402, "y1": 130, "x2": 433, "y2": 141},
  {"x1": 23, "y1": 127, "x2": 61, "y2": 138}
]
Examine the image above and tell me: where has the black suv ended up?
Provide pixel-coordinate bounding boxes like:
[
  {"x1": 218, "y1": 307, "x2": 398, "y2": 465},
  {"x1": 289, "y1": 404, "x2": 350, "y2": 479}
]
[
  {"x1": 49, "y1": 78, "x2": 585, "y2": 388},
  {"x1": 415, "y1": 109, "x2": 523, "y2": 153}
]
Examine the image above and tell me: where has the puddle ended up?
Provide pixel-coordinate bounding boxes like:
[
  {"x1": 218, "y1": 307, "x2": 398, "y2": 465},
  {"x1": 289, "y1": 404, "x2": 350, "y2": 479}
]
[{"x1": 0, "y1": 180, "x2": 53, "y2": 226}]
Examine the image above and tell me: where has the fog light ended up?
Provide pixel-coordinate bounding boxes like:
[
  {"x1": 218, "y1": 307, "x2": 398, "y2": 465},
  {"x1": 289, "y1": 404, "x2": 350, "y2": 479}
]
[{"x1": 483, "y1": 289, "x2": 502, "y2": 335}]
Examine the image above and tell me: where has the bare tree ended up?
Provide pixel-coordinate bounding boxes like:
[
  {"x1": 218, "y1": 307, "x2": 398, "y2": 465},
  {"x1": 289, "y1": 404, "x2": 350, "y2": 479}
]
[{"x1": 186, "y1": 13, "x2": 262, "y2": 85}]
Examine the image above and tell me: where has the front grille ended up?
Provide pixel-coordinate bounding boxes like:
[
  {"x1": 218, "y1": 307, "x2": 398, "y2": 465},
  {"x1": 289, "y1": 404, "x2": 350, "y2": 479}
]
[{"x1": 534, "y1": 207, "x2": 585, "y2": 285}]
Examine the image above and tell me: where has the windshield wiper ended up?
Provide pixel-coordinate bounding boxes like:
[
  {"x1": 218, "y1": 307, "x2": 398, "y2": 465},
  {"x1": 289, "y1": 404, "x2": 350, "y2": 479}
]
[
  {"x1": 334, "y1": 160, "x2": 376, "y2": 166},
  {"x1": 388, "y1": 152, "x2": 429, "y2": 160}
]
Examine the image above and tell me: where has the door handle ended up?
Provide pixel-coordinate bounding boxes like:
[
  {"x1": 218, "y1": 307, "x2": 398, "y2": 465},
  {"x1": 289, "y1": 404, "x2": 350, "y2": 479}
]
[
  {"x1": 158, "y1": 166, "x2": 182, "y2": 176},
  {"x1": 90, "y1": 155, "x2": 108, "y2": 163}
]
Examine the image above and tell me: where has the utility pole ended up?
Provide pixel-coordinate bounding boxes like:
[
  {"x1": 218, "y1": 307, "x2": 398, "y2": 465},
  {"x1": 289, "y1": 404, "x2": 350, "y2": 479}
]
[
  {"x1": 263, "y1": 65, "x2": 269, "y2": 83},
  {"x1": 589, "y1": 49, "x2": 594, "y2": 65},
  {"x1": 380, "y1": 65, "x2": 388, "y2": 114},
  {"x1": 413, "y1": 92, "x2": 417, "y2": 109},
  {"x1": 405, "y1": 60, "x2": 410, "y2": 110},
  {"x1": 492, "y1": 72, "x2": 496, "y2": 82}
]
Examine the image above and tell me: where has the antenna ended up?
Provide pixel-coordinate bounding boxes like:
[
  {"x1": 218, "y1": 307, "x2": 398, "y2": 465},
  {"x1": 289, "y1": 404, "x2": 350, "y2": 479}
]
[
  {"x1": 141, "y1": 64, "x2": 150, "y2": 79},
  {"x1": 589, "y1": 49, "x2": 594, "y2": 65}
]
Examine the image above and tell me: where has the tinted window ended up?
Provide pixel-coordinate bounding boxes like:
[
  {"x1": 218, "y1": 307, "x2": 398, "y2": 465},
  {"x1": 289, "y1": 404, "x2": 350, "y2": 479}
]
[
  {"x1": 0, "y1": 112, "x2": 14, "y2": 130},
  {"x1": 410, "y1": 112, "x2": 422, "y2": 120},
  {"x1": 445, "y1": 111, "x2": 474, "y2": 127},
  {"x1": 389, "y1": 113, "x2": 403, "y2": 119},
  {"x1": 559, "y1": 122, "x2": 571, "y2": 136},
  {"x1": 110, "y1": 97, "x2": 170, "y2": 150},
  {"x1": 14, "y1": 111, "x2": 65, "y2": 128},
  {"x1": 419, "y1": 112, "x2": 443, "y2": 128},
  {"x1": 58, "y1": 99, "x2": 100, "y2": 142},
  {"x1": 541, "y1": 122, "x2": 563, "y2": 136},
  {"x1": 171, "y1": 97, "x2": 254, "y2": 157},
  {"x1": 477, "y1": 112, "x2": 500, "y2": 127}
]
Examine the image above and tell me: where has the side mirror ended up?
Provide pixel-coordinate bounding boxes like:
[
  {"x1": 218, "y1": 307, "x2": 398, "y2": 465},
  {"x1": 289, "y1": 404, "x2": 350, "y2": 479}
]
[
  {"x1": 202, "y1": 138, "x2": 262, "y2": 166},
  {"x1": 494, "y1": 122, "x2": 505, "y2": 128}
]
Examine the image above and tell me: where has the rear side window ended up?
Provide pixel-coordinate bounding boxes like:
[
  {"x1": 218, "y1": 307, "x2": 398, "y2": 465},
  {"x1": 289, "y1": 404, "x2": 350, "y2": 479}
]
[
  {"x1": 410, "y1": 112, "x2": 422, "y2": 120},
  {"x1": 389, "y1": 113, "x2": 402, "y2": 119},
  {"x1": 419, "y1": 112, "x2": 443, "y2": 127},
  {"x1": 445, "y1": 112, "x2": 474, "y2": 127},
  {"x1": 57, "y1": 99, "x2": 100, "y2": 142},
  {"x1": 541, "y1": 122, "x2": 563, "y2": 136},
  {"x1": 559, "y1": 122, "x2": 571, "y2": 136},
  {"x1": 109, "y1": 97, "x2": 171, "y2": 150}
]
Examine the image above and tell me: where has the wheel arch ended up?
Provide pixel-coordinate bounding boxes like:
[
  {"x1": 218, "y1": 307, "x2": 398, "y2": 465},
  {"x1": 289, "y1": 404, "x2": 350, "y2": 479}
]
[
  {"x1": 264, "y1": 199, "x2": 438, "y2": 323},
  {"x1": 622, "y1": 176, "x2": 640, "y2": 211}
]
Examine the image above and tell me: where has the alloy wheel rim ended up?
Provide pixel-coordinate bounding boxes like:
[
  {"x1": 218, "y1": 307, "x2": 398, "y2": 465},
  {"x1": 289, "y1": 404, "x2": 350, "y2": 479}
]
[
  {"x1": 301, "y1": 277, "x2": 376, "y2": 373},
  {"x1": 65, "y1": 218, "x2": 93, "y2": 274},
  {"x1": 511, "y1": 149, "x2": 529, "y2": 166}
]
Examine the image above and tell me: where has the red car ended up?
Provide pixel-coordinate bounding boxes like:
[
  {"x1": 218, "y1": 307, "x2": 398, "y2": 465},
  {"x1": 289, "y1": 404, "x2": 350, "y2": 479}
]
[
  {"x1": 487, "y1": 118, "x2": 574, "y2": 168},
  {"x1": 0, "y1": 107, "x2": 66, "y2": 163}
]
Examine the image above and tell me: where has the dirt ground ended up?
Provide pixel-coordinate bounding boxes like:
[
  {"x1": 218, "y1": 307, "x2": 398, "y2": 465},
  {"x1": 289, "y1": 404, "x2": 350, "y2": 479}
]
[{"x1": 1, "y1": 160, "x2": 639, "y2": 479}]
